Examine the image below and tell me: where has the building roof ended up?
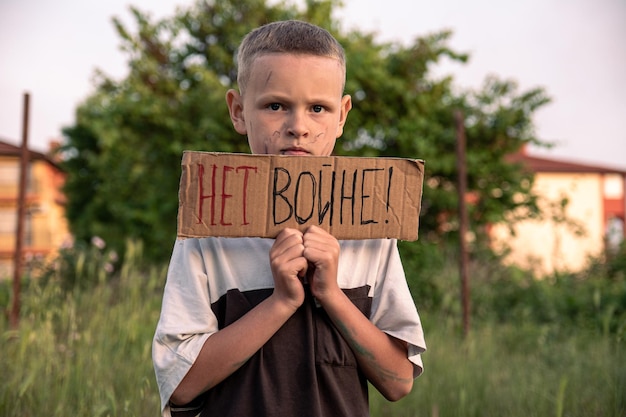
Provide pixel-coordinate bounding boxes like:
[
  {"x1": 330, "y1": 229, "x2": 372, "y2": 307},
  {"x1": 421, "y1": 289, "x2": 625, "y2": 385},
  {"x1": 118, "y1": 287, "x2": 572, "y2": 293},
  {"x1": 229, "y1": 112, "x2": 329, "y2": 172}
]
[
  {"x1": 507, "y1": 151, "x2": 626, "y2": 175},
  {"x1": 0, "y1": 138, "x2": 61, "y2": 168}
]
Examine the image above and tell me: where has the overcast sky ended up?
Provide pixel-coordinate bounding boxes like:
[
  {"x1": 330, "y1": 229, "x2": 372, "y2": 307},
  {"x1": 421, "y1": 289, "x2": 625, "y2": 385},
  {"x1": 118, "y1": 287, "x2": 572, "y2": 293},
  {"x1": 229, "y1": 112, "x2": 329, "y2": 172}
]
[{"x1": 1, "y1": 0, "x2": 625, "y2": 169}]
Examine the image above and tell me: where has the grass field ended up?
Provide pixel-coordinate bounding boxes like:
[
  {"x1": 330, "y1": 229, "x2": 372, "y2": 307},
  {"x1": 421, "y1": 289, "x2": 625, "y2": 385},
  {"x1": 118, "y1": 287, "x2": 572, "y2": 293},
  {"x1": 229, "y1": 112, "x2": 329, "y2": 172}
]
[
  {"x1": 1, "y1": 244, "x2": 624, "y2": 416},
  {"x1": 370, "y1": 315, "x2": 625, "y2": 417}
]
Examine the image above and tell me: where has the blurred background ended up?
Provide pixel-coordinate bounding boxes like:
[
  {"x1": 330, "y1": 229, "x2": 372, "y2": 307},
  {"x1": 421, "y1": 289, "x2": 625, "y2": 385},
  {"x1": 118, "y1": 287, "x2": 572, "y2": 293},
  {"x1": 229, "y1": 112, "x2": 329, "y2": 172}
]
[{"x1": 1, "y1": 0, "x2": 625, "y2": 169}]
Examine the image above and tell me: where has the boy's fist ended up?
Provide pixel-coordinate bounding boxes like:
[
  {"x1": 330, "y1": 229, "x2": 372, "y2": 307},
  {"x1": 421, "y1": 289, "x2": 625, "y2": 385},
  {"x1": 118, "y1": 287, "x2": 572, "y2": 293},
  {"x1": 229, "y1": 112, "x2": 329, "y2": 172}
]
[{"x1": 270, "y1": 228, "x2": 308, "y2": 310}]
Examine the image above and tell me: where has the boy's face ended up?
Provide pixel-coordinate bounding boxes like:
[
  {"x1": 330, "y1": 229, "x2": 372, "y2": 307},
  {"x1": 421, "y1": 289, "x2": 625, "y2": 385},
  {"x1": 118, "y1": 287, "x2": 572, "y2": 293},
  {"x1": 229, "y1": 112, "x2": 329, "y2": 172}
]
[{"x1": 226, "y1": 53, "x2": 352, "y2": 156}]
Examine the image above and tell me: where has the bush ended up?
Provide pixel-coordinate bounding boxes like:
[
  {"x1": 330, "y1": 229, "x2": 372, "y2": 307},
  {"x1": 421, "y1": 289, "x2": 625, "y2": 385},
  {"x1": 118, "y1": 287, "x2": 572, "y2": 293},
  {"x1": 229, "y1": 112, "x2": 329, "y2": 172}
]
[
  {"x1": 36, "y1": 238, "x2": 152, "y2": 292},
  {"x1": 402, "y1": 239, "x2": 626, "y2": 339}
]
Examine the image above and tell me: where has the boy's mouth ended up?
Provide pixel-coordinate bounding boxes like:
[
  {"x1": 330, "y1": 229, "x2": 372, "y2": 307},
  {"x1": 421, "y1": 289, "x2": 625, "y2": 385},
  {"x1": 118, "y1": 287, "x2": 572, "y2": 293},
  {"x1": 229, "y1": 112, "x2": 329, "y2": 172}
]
[{"x1": 281, "y1": 147, "x2": 310, "y2": 156}]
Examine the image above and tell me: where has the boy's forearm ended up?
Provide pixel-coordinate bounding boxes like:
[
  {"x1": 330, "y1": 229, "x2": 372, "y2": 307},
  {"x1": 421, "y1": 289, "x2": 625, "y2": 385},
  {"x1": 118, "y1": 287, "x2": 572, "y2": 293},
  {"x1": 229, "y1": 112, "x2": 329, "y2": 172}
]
[
  {"x1": 170, "y1": 295, "x2": 297, "y2": 406},
  {"x1": 322, "y1": 291, "x2": 414, "y2": 401}
]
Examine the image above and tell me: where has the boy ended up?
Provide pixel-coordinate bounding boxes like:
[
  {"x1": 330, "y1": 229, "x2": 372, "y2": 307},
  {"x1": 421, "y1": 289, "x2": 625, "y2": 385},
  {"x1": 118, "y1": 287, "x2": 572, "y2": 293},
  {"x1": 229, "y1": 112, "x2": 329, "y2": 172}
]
[{"x1": 153, "y1": 20, "x2": 426, "y2": 417}]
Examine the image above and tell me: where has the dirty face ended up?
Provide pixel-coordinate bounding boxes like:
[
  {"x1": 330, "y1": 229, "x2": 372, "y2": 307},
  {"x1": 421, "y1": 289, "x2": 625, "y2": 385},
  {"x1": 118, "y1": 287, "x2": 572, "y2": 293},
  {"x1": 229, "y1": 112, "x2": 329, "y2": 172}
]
[{"x1": 226, "y1": 53, "x2": 352, "y2": 156}]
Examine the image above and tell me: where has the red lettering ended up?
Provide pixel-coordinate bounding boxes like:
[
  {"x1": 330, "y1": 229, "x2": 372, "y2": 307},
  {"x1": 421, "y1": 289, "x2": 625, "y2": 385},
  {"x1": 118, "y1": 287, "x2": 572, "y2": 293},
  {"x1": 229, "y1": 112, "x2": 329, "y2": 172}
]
[
  {"x1": 236, "y1": 166, "x2": 258, "y2": 225},
  {"x1": 197, "y1": 164, "x2": 217, "y2": 225},
  {"x1": 220, "y1": 166, "x2": 234, "y2": 225},
  {"x1": 197, "y1": 163, "x2": 259, "y2": 227}
]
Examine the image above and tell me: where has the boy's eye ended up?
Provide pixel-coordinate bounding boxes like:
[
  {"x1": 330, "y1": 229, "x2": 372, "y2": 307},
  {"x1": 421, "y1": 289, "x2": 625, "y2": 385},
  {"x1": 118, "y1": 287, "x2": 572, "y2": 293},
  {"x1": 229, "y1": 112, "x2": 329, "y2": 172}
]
[
  {"x1": 312, "y1": 105, "x2": 324, "y2": 113},
  {"x1": 268, "y1": 103, "x2": 282, "y2": 111}
]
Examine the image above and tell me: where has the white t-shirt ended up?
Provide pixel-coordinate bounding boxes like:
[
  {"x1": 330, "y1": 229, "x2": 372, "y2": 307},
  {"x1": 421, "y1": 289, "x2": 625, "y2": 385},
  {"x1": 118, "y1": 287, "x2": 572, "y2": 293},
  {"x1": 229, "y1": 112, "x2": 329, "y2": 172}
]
[{"x1": 153, "y1": 237, "x2": 426, "y2": 416}]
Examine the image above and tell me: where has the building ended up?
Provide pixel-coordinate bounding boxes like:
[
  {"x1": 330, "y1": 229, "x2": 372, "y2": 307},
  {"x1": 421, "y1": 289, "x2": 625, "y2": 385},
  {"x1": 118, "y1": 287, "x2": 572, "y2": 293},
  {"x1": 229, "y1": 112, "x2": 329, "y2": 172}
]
[
  {"x1": 0, "y1": 139, "x2": 71, "y2": 279},
  {"x1": 490, "y1": 150, "x2": 626, "y2": 276}
]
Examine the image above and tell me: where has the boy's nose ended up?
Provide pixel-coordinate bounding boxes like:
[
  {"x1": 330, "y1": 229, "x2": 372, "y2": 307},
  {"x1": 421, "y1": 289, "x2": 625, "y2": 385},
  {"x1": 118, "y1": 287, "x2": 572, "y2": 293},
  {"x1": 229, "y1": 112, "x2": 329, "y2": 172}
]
[{"x1": 286, "y1": 111, "x2": 309, "y2": 139}]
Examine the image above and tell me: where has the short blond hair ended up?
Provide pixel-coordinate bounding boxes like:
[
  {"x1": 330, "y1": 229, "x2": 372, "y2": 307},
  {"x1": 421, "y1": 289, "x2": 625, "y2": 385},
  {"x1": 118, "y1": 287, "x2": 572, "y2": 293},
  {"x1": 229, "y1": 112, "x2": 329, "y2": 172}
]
[{"x1": 236, "y1": 20, "x2": 346, "y2": 93}]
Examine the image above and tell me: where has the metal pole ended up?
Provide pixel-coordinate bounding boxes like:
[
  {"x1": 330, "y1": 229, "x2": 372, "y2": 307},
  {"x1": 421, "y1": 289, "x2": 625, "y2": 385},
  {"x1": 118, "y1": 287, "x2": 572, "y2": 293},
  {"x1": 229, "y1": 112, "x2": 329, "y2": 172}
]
[
  {"x1": 11, "y1": 92, "x2": 30, "y2": 330},
  {"x1": 454, "y1": 109, "x2": 470, "y2": 338}
]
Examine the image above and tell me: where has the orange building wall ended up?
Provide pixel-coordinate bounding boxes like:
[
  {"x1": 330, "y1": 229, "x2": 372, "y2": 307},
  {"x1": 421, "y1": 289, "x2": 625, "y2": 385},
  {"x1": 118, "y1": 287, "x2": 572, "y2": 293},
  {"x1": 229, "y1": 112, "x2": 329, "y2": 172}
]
[
  {"x1": 491, "y1": 171, "x2": 620, "y2": 276},
  {"x1": 0, "y1": 155, "x2": 70, "y2": 279}
]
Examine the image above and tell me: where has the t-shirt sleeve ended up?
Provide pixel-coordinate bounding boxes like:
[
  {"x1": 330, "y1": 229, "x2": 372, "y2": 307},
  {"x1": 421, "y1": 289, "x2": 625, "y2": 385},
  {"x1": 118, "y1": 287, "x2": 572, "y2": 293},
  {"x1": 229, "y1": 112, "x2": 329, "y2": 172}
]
[
  {"x1": 152, "y1": 238, "x2": 218, "y2": 416},
  {"x1": 369, "y1": 240, "x2": 427, "y2": 378}
]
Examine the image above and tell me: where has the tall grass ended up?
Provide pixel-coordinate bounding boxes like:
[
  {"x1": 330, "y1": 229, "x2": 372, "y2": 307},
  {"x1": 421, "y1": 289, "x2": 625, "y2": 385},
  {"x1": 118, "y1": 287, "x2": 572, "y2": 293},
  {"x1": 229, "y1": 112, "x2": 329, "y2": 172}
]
[
  {"x1": 0, "y1": 241, "x2": 166, "y2": 416},
  {"x1": 370, "y1": 314, "x2": 626, "y2": 417},
  {"x1": 1, "y1": 240, "x2": 625, "y2": 416}
]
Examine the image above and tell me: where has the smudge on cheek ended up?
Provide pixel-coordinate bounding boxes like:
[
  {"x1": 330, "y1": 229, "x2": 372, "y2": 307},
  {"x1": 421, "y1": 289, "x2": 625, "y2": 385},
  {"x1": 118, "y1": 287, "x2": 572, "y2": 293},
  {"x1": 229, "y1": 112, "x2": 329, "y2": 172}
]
[{"x1": 311, "y1": 131, "x2": 326, "y2": 144}]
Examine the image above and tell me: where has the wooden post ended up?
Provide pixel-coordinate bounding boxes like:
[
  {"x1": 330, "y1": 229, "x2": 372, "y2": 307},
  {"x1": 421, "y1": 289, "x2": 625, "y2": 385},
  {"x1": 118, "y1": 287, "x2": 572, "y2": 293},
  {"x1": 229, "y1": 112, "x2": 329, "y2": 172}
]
[
  {"x1": 10, "y1": 92, "x2": 30, "y2": 330},
  {"x1": 454, "y1": 109, "x2": 470, "y2": 338}
]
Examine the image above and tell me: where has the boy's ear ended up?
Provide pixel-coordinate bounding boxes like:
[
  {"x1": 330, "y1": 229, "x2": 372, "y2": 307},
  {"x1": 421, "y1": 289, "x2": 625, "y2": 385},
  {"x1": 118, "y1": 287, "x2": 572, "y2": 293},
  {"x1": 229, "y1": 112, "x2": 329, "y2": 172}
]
[
  {"x1": 226, "y1": 89, "x2": 247, "y2": 135},
  {"x1": 335, "y1": 94, "x2": 353, "y2": 138}
]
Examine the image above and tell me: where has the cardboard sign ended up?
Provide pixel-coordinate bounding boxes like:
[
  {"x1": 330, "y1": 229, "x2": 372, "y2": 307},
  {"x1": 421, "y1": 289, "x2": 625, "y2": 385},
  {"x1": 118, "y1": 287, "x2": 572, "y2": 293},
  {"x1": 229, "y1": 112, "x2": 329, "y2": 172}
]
[{"x1": 177, "y1": 152, "x2": 424, "y2": 241}]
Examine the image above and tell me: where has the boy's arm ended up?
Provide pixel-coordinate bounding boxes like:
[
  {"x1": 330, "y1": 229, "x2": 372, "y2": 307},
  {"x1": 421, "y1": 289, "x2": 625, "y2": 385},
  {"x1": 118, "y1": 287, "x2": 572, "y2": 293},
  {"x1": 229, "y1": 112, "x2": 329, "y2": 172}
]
[
  {"x1": 320, "y1": 289, "x2": 415, "y2": 400},
  {"x1": 170, "y1": 294, "x2": 296, "y2": 405},
  {"x1": 303, "y1": 226, "x2": 415, "y2": 401},
  {"x1": 170, "y1": 229, "x2": 308, "y2": 406}
]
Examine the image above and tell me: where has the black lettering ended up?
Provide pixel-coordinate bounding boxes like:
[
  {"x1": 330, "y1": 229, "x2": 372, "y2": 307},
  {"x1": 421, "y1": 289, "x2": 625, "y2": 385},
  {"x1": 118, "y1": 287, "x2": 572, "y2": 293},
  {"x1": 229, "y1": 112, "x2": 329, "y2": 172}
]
[
  {"x1": 272, "y1": 167, "x2": 292, "y2": 225},
  {"x1": 340, "y1": 169, "x2": 357, "y2": 225},
  {"x1": 386, "y1": 167, "x2": 393, "y2": 212},
  {"x1": 360, "y1": 168, "x2": 384, "y2": 225},
  {"x1": 294, "y1": 172, "x2": 316, "y2": 224},
  {"x1": 317, "y1": 165, "x2": 335, "y2": 226}
]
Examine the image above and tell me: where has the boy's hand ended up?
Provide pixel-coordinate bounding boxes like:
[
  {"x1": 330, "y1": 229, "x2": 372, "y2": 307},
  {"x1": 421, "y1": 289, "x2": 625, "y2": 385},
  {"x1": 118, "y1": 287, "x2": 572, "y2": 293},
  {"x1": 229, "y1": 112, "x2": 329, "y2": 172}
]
[
  {"x1": 302, "y1": 225, "x2": 341, "y2": 304},
  {"x1": 270, "y1": 228, "x2": 308, "y2": 311}
]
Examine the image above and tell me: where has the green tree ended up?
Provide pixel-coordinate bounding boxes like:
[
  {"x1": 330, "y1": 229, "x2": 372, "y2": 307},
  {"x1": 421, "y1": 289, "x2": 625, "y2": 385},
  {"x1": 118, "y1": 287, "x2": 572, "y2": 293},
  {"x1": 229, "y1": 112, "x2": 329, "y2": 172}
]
[
  {"x1": 338, "y1": 30, "x2": 549, "y2": 243},
  {"x1": 60, "y1": 0, "x2": 550, "y2": 263}
]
